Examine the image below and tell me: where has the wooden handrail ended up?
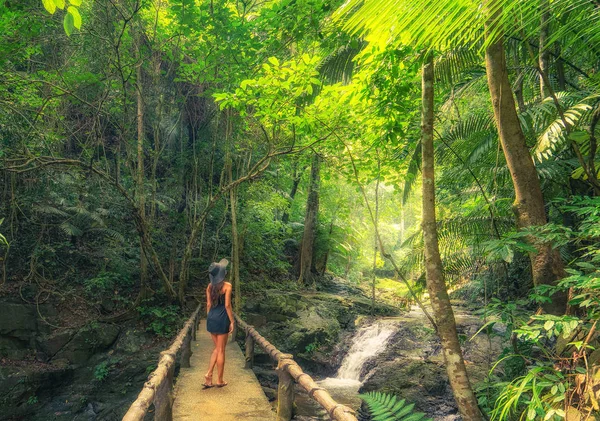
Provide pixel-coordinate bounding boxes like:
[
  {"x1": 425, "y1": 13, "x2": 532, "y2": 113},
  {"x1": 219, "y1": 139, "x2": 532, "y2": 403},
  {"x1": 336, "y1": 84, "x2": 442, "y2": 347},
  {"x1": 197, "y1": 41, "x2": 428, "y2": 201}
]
[
  {"x1": 122, "y1": 302, "x2": 203, "y2": 421},
  {"x1": 234, "y1": 313, "x2": 358, "y2": 421}
]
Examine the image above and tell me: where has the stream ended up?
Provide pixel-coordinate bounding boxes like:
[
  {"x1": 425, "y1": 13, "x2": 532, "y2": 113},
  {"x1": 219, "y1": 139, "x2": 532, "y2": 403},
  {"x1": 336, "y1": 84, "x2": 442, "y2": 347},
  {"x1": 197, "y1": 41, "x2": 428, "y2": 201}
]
[
  {"x1": 292, "y1": 304, "x2": 500, "y2": 420},
  {"x1": 294, "y1": 319, "x2": 403, "y2": 419}
]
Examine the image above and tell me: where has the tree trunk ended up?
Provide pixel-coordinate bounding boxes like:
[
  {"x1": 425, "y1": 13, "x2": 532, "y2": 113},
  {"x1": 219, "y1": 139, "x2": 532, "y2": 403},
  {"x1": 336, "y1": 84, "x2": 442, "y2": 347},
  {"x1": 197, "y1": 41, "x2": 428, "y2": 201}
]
[
  {"x1": 514, "y1": 72, "x2": 527, "y2": 114},
  {"x1": 420, "y1": 53, "x2": 483, "y2": 421},
  {"x1": 298, "y1": 153, "x2": 320, "y2": 287},
  {"x1": 229, "y1": 158, "x2": 241, "y2": 315},
  {"x1": 136, "y1": 58, "x2": 149, "y2": 299},
  {"x1": 319, "y1": 206, "x2": 339, "y2": 276},
  {"x1": 282, "y1": 159, "x2": 302, "y2": 224},
  {"x1": 371, "y1": 162, "x2": 380, "y2": 313},
  {"x1": 484, "y1": 0, "x2": 566, "y2": 314},
  {"x1": 539, "y1": 0, "x2": 550, "y2": 99}
]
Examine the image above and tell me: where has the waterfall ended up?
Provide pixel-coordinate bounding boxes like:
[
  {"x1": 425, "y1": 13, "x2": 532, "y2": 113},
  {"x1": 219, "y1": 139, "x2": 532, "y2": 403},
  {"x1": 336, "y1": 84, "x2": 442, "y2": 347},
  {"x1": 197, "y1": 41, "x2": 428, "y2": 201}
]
[
  {"x1": 319, "y1": 320, "x2": 398, "y2": 391},
  {"x1": 335, "y1": 321, "x2": 397, "y2": 381}
]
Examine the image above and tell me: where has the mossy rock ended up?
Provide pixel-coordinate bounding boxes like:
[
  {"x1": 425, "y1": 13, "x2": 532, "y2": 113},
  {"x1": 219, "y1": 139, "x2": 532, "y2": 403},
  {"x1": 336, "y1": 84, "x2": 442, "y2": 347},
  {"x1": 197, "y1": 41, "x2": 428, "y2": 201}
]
[{"x1": 53, "y1": 323, "x2": 120, "y2": 365}]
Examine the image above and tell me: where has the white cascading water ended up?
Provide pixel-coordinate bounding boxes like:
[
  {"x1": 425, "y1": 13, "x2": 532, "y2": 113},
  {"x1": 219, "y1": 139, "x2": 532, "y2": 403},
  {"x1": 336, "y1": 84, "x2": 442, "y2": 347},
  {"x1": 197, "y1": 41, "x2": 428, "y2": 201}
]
[
  {"x1": 336, "y1": 320, "x2": 397, "y2": 381},
  {"x1": 319, "y1": 320, "x2": 398, "y2": 389},
  {"x1": 292, "y1": 320, "x2": 400, "y2": 417}
]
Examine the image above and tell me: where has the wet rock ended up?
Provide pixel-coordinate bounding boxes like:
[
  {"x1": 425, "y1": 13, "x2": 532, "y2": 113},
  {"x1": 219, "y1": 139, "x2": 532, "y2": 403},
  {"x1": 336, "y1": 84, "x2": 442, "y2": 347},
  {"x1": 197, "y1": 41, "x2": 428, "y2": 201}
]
[{"x1": 358, "y1": 310, "x2": 504, "y2": 421}]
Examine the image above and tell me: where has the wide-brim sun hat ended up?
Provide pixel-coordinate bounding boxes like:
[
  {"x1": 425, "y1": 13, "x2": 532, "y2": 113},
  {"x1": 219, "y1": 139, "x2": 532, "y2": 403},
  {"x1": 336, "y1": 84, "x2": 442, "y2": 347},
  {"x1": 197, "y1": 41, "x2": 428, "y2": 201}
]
[{"x1": 208, "y1": 258, "x2": 229, "y2": 285}]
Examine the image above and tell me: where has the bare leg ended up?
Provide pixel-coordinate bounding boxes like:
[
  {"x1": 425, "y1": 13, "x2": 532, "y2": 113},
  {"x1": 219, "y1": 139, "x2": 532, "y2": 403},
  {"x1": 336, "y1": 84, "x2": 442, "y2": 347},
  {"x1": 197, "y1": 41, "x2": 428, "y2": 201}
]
[
  {"x1": 215, "y1": 333, "x2": 228, "y2": 385},
  {"x1": 205, "y1": 333, "x2": 218, "y2": 385}
]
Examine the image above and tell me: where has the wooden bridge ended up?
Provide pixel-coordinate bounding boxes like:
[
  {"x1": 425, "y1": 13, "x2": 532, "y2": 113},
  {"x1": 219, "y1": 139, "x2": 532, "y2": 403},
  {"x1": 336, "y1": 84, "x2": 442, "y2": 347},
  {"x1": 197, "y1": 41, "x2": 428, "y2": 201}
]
[{"x1": 122, "y1": 302, "x2": 358, "y2": 421}]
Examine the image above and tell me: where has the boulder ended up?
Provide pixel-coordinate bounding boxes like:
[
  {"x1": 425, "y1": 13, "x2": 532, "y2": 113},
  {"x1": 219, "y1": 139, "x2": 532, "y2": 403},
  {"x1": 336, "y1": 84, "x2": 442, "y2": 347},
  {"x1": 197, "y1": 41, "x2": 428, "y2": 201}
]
[
  {"x1": 37, "y1": 330, "x2": 75, "y2": 359},
  {"x1": 0, "y1": 302, "x2": 38, "y2": 358},
  {"x1": 113, "y1": 328, "x2": 150, "y2": 354},
  {"x1": 245, "y1": 313, "x2": 267, "y2": 328},
  {"x1": 53, "y1": 323, "x2": 120, "y2": 365},
  {"x1": 0, "y1": 302, "x2": 37, "y2": 338}
]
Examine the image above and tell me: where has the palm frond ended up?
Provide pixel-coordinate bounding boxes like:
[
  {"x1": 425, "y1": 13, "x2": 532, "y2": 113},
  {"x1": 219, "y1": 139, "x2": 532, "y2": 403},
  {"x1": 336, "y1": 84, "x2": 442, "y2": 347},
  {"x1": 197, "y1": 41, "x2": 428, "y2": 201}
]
[
  {"x1": 435, "y1": 46, "x2": 483, "y2": 87},
  {"x1": 88, "y1": 228, "x2": 126, "y2": 243},
  {"x1": 531, "y1": 94, "x2": 599, "y2": 162},
  {"x1": 60, "y1": 222, "x2": 83, "y2": 237},
  {"x1": 318, "y1": 40, "x2": 366, "y2": 84},
  {"x1": 34, "y1": 205, "x2": 68, "y2": 217},
  {"x1": 336, "y1": 0, "x2": 598, "y2": 55}
]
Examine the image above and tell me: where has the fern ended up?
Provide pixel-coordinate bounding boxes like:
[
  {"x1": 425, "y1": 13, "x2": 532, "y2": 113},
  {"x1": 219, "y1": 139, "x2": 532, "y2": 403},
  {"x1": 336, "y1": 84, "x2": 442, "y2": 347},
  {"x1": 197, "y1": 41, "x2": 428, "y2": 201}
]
[{"x1": 359, "y1": 391, "x2": 432, "y2": 421}]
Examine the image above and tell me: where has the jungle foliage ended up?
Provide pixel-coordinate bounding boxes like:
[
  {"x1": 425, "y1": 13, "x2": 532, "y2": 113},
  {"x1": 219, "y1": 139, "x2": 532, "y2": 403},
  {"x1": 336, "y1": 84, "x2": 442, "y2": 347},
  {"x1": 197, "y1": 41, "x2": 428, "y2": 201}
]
[{"x1": 1, "y1": 0, "x2": 600, "y2": 419}]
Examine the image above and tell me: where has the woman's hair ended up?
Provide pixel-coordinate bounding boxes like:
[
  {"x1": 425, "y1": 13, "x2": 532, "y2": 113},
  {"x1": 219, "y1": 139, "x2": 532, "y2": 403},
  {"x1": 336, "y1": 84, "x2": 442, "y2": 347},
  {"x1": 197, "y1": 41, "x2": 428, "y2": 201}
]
[{"x1": 209, "y1": 281, "x2": 225, "y2": 306}]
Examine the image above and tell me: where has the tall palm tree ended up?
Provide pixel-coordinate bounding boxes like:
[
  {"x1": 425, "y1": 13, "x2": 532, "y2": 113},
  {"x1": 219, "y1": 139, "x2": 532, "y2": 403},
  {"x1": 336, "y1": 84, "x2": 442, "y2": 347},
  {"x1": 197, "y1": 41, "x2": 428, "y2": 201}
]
[{"x1": 420, "y1": 53, "x2": 484, "y2": 421}]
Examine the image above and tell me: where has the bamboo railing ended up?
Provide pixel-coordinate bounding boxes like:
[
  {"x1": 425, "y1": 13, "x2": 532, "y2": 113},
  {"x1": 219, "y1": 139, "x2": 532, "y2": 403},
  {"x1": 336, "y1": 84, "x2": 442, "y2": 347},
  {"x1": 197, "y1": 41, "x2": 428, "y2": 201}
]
[
  {"x1": 234, "y1": 313, "x2": 358, "y2": 421},
  {"x1": 122, "y1": 302, "x2": 203, "y2": 421}
]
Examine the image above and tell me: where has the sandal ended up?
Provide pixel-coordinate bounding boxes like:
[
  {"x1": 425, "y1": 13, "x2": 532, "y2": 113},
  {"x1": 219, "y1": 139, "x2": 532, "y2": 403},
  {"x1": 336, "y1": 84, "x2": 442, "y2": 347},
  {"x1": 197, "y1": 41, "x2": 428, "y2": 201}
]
[
  {"x1": 202, "y1": 374, "x2": 214, "y2": 389},
  {"x1": 215, "y1": 381, "x2": 228, "y2": 388}
]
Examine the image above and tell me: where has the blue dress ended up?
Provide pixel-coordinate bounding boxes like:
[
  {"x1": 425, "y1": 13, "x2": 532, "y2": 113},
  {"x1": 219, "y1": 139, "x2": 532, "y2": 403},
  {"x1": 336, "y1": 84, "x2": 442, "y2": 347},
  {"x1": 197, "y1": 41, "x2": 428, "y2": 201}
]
[{"x1": 207, "y1": 293, "x2": 230, "y2": 334}]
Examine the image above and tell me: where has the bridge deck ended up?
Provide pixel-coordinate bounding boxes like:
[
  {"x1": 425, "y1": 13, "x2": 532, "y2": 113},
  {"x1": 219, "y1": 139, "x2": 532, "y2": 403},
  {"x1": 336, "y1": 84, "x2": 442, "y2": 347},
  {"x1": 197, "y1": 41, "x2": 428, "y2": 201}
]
[{"x1": 173, "y1": 320, "x2": 276, "y2": 421}]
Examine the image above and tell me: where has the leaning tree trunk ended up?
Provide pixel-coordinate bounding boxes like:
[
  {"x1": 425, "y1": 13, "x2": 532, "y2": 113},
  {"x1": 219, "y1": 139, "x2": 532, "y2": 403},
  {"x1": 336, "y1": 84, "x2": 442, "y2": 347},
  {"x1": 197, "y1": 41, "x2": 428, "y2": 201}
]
[
  {"x1": 484, "y1": 0, "x2": 566, "y2": 314},
  {"x1": 298, "y1": 153, "x2": 320, "y2": 287},
  {"x1": 420, "y1": 53, "x2": 483, "y2": 421}
]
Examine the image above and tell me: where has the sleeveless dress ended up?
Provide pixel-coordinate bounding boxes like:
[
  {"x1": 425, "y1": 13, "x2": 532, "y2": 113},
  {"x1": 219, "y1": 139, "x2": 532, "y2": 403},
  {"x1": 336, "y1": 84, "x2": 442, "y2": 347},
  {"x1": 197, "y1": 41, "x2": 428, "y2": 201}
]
[{"x1": 207, "y1": 292, "x2": 230, "y2": 334}]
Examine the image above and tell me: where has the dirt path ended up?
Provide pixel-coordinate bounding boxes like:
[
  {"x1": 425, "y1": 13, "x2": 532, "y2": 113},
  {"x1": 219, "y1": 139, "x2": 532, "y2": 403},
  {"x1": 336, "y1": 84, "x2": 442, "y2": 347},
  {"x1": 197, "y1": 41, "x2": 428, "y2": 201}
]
[{"x1": 173, "y1": 320, "x2": 276, "y2": 420}]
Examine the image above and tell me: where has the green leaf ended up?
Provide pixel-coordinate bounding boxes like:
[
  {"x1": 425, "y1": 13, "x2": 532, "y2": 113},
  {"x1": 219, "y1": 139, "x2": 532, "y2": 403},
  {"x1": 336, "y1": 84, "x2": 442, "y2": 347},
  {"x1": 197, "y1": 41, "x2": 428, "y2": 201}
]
[
  {"x1": 544, "y1": 320, "x2": 555, "y2": 330},
  {"x1": 42, "y1": 0, "x2": 56, "y2": 14},
  {"x1": 501, "y1": 246, "x2": 514, "y2": 263},
  {"x1": 569, "y1": 131, "x2": 590, "y2": 144},
  {"x1": 69, "y1": 0, "x2": 82, "y2": 5},
  {"x1": 68, "y1": 6, "x2": 81, "y2": 29},
  {"x1": 63, "y1": 12, "x2": 74, "y2": 36},
  {"x1": 268, "y1": 57, "x2": 279, "y2": 66},
  {"x1": 54, "y1": 0, "x2": 65, "y2": 9}
]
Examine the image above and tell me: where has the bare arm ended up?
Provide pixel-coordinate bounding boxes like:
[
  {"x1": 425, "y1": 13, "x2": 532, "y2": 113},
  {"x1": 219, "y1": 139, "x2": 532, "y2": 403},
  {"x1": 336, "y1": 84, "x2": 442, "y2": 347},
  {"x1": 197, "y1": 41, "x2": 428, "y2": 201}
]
[
  {"x1": 224, "y1": 283, "x2": 235, "y2": 332},
  {"x1": 206, "y1": 284, "x2": 212, "y2": 315}
]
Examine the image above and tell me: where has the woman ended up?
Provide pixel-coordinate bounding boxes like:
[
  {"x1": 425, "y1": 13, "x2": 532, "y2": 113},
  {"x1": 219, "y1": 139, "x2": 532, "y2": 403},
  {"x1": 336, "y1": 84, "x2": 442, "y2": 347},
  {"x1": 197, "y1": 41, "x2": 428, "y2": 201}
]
[{"x1": 203, "y1": 258, "x2": 234, "y2": 389}]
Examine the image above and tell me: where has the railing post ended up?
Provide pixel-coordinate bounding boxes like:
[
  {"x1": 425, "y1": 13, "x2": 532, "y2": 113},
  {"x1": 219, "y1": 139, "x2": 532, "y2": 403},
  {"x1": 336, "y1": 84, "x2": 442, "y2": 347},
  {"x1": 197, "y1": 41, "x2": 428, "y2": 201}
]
[
  {"x1": 154, "y1": 351, "x2": 175, "y2": 421},
  {"x1": 231, "y1": 318, "x2": 238, "y2": 341},
  {"x1": 244, "y1": 329, "x2": 254, "y2": 368},
  {"x1": 276, "y1": 353, "x2": 294, "y2": 421},
  {"x1": 192, "y1": 312, "x2": 198, "y2": 341},
  {"x1": 180, "y1": 331, "x2": 192, "y2": 368}
]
